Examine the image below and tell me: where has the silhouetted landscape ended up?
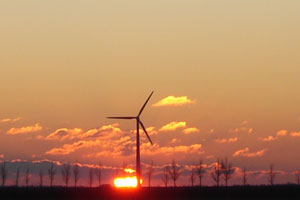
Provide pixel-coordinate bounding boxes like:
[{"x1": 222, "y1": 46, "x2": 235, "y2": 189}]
[
  {"x1": 1, "y1": 185, "x2": 300, "y2": 200},
  {"x1": 2, "y1": 1, "x2": 300, "y2": 200}
]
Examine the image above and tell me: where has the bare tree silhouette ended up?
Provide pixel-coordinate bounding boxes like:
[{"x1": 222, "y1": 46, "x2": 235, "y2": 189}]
[
  {"x1": 95, "y1": 163, "x2": 102, "y2": 187},
  {"x1": 15, "y1": 167, "x2": 20, "y2": 187},
  {"x1": 0, "y1": 162, "x2": 7, "y2": 186},
  {"x1": 196, "y1": 159, "x2": 206, "y2": 187},
  {"x1": 268, "y1": 164, "x2": 276, "y2": 185},
  {"x1": 146, "y1": 161, "x2": 154, "y2": 187},
  {"x1": 296, "y1": 170, "x2": 300, "y2": 185},
  {"x1": 89, "y1": 168, "x2": 94, "y2": 187},
  {"x1": 61, "y1": 163, "x2": 71, "y2": 187},
  {"x1": 211, "y1": 159, "x2": 222, "y2": 187},
  {"x1": 161, "y1": 166, "x2": 169, "y2": 187},
  {"x1": 221, "y1": 158, "x2": 234, "y2": 187},
  {"x1": 48, "y1": 163, "x2": 56, "y2": 187},
  {"x1": 39, "y1": 170, "x2": 44, "y2": 187},
  {"x1": 73, "y1": 164, "x2": 80, "y2": 187},
  {"x1": 167, "y1": 160, "x2": 181, "y2": 187},
  {"x1": 25, "y1": 168, "x2": 30, "y2": 187},
  {"x1": 243, "y1": 168, "x2": 248, "y2": 186},
  {"x1": 190, "y1": 167, "x2": 196, "y2": 186}
]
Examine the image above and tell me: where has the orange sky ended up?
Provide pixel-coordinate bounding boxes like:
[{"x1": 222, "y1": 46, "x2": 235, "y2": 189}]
[{"x1": 0, "y1": 0, "x2": 300, "y2": 185}]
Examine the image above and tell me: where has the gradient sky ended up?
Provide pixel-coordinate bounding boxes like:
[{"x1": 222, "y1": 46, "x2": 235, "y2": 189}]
[{"x1": 0, "y1": 1, "x2": 300, "y2": 186}]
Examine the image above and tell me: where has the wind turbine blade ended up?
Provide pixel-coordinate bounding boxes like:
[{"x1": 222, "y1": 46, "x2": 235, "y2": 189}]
[
  {"x1": 138, "y1": 91, "x2": 154, "y2": 116},
  {"x1": 139, "y1": 121, "x2": 153, "y2": 145},
  {"x1": 107, "y1": 117, "x2": 136, "y2": 119}
]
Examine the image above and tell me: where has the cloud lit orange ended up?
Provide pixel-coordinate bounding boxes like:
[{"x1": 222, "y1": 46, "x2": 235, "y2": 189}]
[
  {"x1": 7, "y1": 123, "x2": 42, "y2": 135},
  {"x1": 182, "y1": 127, "x2": 199, "y2": 134},
  {"x1": 233, "y1": 147, "x2": 267, "y2": 158},
  {"x1": 215, "y1": 137, "x2": 238, "y2": 143},
  {"x1": 45, "y1": 128, "x2": 83, "y2": 141},
  {"x1": 260, "y1": 136, "x2": 277, "y2": 142},
  {"x1": 290, "y1": 131, "x2": 300, "y2": 137},
  {"x1": 0, "y1": 117, "x2": 22, "y2": 123},
  {"x1": 152, "y1": 96, "x2": 195, "y2": 107},
  {"x1": 159, "y1": 121, "x2": 186, "y2": 132},
  {"x1": 45, "y1": 140, "x2": 100, "y2": 155},
  {"x1": 276, "y1": 130, "x2": 288, "y2": 136}
]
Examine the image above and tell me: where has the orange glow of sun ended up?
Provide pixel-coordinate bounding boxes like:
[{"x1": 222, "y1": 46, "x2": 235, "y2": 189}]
[{"x1": 113, "y1": 168, "x2": 143, "y2": 188}]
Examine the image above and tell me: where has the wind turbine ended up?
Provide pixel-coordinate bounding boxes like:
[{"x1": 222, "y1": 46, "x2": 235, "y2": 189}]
[{"x1": 107, "y1": 91, "x2": 154, "y2": 187}]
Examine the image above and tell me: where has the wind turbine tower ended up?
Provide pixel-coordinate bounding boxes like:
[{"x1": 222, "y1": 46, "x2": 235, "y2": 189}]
[{"x1": 107, "y1": 91, "x2": 154, "y2": 187}]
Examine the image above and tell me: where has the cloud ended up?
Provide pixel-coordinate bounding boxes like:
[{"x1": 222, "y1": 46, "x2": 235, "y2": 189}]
[
  {"x1": 169, "y1": 138, "x2": 181, "y2": 145},
  {"x1": 290, "y1": 131, "x2": 300, "y2": 137},
  {"x1": 248, "y1": 128, "x2": 253, "y2": 134},
  {"x1": 182, "y1": 127, "x2": 199, "y2": 134},
  {"x1": 45, "y1": 128, "x2": 83, "y2": 141},
  {"x1": 152, "y1": 96, "x2": 195, "y2": 107},
  {"x1": 7, "y1": 123, "x2": 42, "y2": 135},
  {"x1": 0, "y1": 117, "x2": 22, "y2": 123},
  {"x1": 45, "y1": 140, "x2": 100, "y2": 155},
  {"x1": 229, "y1": 127, "x2": 253, "y2": 134},
  {"x1": 233, "y1": 147, "x2": 267, "y2": 158},
  {"x1": 79, "y1": 124, "x2": 121, "y2": 139},
  {"x1": 0, "y1": 154, "x2": 4, "y2": 159},
  {"x1": 259, "y1": 130, "x2": 287, "y2": 141},
  {"x1": 276, "y1": 130, "x2": 287, "y2": 136},
  {"x1": 43, "y1": 124, "x2": 121, "y2": 141},
  {"x1": 159, "y1": 121, "x2": 186, "y2": 132},
  {"x1": 140, "y1": 143, "x2": 203, "y2": 156},
  {"x1": 259, "y1": 136, "x2": 277, "y2": 142},
  {"x1": 132, "y1": 126, "x2": 158, "y2": 136},
  {"x1": 228, "y1": 120, "x2": 253, "y2": 135},
  {"x1": 215, "y1": 137, "x2": 238, "y2": 143}
]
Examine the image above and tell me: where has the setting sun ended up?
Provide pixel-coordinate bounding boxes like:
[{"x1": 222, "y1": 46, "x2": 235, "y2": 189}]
[
  {"x1": 113, "y1": 168, "x2": 143, "y2": 188},
  {"x1": 113, "y1": 176, "x2": 143, "y2": 188}
]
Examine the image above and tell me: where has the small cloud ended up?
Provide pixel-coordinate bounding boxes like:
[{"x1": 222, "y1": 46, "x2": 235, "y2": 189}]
[
  {"x1": 132, "y1": 126, "x2": 157, "y2": 136},
  {"x1": 45, "y1": 140, "x2": 100, "y2": 155},
  {"x1": 209, "y1": 129, "x2": 214, "y2": 134},
  {"x1": 159, "y1": 121, "x2": 186, "y2": 132},
  {"x1": 248, "y1": 128, "x2": 253, "y2": 134},
  {"x1": 0, "y1": 117, "x2": 22, "y2": 123},
  {"x1": 290, "y1": 131, "x2": 300, "y2": 137},
  {"x1": 259, "y1": 136, "x2": 277, "y2": 142},
  {"x1": 233, "y1": 147, "x2": 249, "y2": 157},
  {"x1": 215, "y1": 137, "x2": 238, "y2": 144},
  {"x1": 259, "y1": 130, "x2": 287, "y2": 142},
  {"x1": 0, "y1": 154, "x2": 4, "y2": 159},
  {"x1": 152, "y1": 96, "x2": 195, "y2": 107},
  {"x1": 233, "y1": 147, "x2": 267, "y2": 158},
  {"x1": 79, "y1": 124, "x2": 121, "y2": 139},
  {"x1": 141, "y1": 143, "x2": 202, "y2": 156},
  {"x1": 182, "y1": 127, "x2": 199, "y2": 134},
  {"x1": 7, "y1": 123, "x2": 42, "y2": 135},
  {"x1": 276, "y1": 130, "x2": 287, "y2": 137},
  {"x1": 169, "y1": 138, "x2": 181, "y2": 145},
  {"x1": 45, "y1": 128, "x2": 83, "y2": 141}
]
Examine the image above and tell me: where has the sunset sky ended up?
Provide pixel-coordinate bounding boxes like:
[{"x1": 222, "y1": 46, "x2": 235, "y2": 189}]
[{"x1": 1, "y1": 1, "x2": 300, "y2": 186}]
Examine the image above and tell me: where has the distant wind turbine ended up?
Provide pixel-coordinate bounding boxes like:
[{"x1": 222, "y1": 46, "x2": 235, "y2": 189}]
[{"x1": 107, "y1": 91, "x2": 154, "y2": 187}]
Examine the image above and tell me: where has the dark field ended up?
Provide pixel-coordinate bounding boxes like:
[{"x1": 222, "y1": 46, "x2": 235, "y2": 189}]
[{"x1": 0, "y1": 185, "x2": 299, "y2": 200}]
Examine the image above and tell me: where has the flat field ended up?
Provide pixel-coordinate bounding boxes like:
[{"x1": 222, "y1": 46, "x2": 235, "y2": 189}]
[{"x1": 0, "y1": 185, "x2": 299, "y2": 200}]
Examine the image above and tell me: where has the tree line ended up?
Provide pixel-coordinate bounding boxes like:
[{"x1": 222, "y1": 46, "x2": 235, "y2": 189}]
[
  {"x1": 0, "y1": 162, "x2": 102, "y2": 187},
  {"x1": 0, "y1": 159, "x2": 298, "y2": 187}
]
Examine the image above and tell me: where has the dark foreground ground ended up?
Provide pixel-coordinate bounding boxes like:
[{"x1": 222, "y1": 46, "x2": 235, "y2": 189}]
[{"x1": 0, "y1": 185, "x2": 299, "y2": 200}]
